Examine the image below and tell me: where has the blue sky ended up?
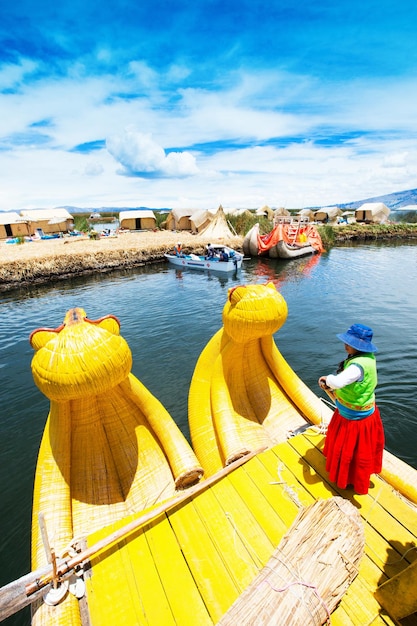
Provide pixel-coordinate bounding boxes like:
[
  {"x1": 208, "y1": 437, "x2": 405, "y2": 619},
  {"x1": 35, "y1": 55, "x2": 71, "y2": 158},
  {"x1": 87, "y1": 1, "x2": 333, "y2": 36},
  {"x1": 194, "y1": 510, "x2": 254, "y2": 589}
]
[{"x1": 1, "y1": 0, "x2": 417, "y2": 210}]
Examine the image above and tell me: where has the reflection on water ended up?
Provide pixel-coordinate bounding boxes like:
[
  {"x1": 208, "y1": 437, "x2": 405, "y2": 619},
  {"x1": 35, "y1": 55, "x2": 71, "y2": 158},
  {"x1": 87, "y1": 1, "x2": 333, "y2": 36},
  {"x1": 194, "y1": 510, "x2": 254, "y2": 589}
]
[{"x1": 0, "y1": 241, "x2": 416, "y2": 624}]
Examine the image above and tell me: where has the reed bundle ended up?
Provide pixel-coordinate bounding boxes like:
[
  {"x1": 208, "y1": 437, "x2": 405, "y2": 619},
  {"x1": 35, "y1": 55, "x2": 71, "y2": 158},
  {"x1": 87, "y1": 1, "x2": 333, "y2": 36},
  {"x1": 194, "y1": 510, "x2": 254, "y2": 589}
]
[{"x1": 218, "y1": 496, "x2": 364, "y2": 625}]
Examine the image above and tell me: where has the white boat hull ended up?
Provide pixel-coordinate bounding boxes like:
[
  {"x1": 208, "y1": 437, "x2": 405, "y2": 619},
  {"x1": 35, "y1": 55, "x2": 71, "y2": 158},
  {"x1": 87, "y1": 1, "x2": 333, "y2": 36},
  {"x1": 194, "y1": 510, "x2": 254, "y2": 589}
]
[{"x1": 165, "y1": 250, "x2": 243, "y2": 273}]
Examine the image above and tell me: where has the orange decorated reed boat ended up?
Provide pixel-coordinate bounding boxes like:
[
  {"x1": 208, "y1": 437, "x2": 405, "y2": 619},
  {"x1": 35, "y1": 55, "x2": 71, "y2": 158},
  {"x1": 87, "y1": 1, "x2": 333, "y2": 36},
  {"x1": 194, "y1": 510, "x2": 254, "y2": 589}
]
[
  {"x1": 0, "y1": 286, "x2": 416, "y2": 625},
  {"x1": 243, "y1": 220, "x2": 324, "y2": 258}
]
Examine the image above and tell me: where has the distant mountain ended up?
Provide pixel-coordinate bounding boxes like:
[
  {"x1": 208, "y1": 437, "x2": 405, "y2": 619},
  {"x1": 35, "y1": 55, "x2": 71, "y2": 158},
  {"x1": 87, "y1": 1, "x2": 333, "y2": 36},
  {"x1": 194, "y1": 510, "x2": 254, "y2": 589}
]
[
  {"x1": 3, "y1": 189, "x2": 417, "y2": 214},
  {"x1": 59, "y1": 206, "x2": 172, "y2": 214},
  {"x1": 330, "y1": 188, "x2": 417, "y2": 211},
  {"x1": 52, "y1": 189, "x2": 417, "y2": 212}
]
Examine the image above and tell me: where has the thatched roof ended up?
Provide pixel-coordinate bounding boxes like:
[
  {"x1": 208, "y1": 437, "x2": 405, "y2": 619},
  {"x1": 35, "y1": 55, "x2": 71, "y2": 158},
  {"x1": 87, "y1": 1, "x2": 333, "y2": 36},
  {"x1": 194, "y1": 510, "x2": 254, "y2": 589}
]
[
  {"x1": 190, "y1": 210, "x2": 213, "y2": 230},
  {"x1": 119, "y1": 210, "x2": 155, "y2": 221},
  {"x1": 20, "y1": 208, "x2": 73, "y2": 221},
  {"x1": 273, "y1": 207, "x2": 290, "y2": 218},
  {"x1": 355, "y1": 202, "x2": 390, "y2": 223},
  {"x1": 0, "y1": 211, "x2": 22, "y2": 225},
  {"x1": 314, "y1": 206, "x2": 342, "y2": 222},
  {"x1": 198, "y1": 206, "x2": 236, "y2": 239},
  {"x1": 298, "y1": 209, "x2": 315, "y2": 221},
  {"x1": 166, "y1": 207, "x2": 202, "y2": 230},
  {"x1": 256, "y1": 205, "x2": 274, "y2": 220}
]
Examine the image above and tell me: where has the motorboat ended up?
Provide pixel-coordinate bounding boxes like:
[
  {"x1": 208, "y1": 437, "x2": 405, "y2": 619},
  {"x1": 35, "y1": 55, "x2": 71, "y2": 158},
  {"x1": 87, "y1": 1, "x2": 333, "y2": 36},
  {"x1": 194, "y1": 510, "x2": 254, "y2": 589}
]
[{"x1": 164, "y1": 244, "x2": 243, "y2": 273}]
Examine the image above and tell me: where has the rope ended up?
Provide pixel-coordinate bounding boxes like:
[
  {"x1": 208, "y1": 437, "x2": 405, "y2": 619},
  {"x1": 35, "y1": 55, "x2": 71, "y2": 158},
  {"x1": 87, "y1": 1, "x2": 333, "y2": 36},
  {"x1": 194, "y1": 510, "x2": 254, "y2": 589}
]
[
  {"x1": 321, "y1": 396, "x2": 336, "y2": 410},
  {"x1": 224, "y1": 512, "x2": 263, "y2": 569},
  {"x1": 269, "y1": 463, "x2": 303, "y2": 508},
  {"x1": 258, "y1": 577, "x2": 332, "y2": 624}
]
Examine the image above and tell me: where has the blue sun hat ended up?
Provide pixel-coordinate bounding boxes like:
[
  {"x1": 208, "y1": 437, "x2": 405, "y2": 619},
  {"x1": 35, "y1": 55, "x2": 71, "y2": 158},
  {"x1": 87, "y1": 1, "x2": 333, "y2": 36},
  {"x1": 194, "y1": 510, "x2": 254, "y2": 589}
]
[{"x1": 337, "y1": 323, "x2": 378, "y2": 353}]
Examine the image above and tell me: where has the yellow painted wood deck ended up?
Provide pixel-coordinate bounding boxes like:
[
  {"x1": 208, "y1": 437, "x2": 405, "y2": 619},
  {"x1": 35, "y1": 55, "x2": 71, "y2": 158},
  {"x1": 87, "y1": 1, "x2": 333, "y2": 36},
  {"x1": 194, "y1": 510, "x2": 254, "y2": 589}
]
[{"x1": 84, "y1": 430, "x2": 417, "y2": 625}]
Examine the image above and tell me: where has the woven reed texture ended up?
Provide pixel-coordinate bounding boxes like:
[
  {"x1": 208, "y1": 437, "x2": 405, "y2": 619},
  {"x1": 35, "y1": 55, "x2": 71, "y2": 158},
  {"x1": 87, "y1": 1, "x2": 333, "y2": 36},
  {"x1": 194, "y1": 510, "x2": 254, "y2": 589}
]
[
  {"x1": 31, "y1": 403, "x2": 81, "y2": 626},
  {"x1": 189, "y1": 284, "x2": 333, "y2": 476},
  {"x1": 31, "y1": 309, "x2": 132, "y2": 402},
  {"x1": 218, "y1": 497, "x2": 364, "y2": 625},
  {"x1": 30, "y1": 308, "x2": 203, "y2": 625}
]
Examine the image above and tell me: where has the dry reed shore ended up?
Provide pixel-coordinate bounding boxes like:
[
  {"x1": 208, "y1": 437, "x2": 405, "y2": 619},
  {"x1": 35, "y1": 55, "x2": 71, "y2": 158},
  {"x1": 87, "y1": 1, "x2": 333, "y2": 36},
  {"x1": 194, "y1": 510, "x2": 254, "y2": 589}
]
[{"x1": 0, "y1": 230, "x2": 244, "y2": 292}]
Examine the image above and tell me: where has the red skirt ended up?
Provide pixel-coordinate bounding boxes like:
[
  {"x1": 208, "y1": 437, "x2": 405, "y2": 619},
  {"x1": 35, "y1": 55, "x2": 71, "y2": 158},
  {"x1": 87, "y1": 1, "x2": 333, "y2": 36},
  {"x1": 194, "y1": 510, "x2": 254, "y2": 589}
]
[{"x1": 323, "y1": 406, "x2": 385, "y2": 495}]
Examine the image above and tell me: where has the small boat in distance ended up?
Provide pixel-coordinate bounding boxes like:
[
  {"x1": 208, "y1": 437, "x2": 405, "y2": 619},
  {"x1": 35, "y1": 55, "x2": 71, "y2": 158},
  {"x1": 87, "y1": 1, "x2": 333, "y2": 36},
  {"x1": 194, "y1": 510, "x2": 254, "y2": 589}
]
[{"x1": 164, "y1": 243, "x2": 243, "y2": 273}]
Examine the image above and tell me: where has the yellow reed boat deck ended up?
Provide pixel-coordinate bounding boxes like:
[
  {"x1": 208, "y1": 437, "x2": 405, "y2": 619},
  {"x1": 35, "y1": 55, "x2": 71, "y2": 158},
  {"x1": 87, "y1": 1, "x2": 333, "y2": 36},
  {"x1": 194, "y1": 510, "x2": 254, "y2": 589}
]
[{"x1": 84, "y1": 431, "x2": 417, "y2": 626}]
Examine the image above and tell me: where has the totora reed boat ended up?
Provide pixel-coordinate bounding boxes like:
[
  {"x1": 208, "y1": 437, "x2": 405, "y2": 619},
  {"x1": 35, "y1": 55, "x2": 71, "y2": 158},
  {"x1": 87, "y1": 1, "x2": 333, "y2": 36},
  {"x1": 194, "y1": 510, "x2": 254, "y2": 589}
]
[
  {"x1": 0, "y1": 286, "x2": 416, "y2": 625},
  {"x1": 243, "y1": 220, "x2": 324, "y2": 259}
]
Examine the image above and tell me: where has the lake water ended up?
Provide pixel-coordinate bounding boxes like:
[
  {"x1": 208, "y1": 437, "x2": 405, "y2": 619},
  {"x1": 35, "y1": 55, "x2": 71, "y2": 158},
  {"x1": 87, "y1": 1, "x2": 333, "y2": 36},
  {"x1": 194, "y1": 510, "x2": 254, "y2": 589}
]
[{"x1": 1, "y1": 241, "x2": 417, "y2": 625}]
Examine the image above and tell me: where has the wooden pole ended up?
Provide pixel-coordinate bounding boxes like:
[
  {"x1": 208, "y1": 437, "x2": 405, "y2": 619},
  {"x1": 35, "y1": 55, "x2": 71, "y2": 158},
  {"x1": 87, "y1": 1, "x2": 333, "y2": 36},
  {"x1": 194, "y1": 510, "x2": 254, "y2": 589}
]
[{"x1": 26, "y1": 448, "x2": 265, "y2": 595}]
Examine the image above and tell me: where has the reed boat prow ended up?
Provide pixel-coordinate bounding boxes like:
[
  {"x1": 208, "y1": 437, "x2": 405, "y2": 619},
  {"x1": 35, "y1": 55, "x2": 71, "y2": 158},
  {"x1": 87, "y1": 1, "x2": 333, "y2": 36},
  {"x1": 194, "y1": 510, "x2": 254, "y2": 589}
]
[{"x1": 27, "y1": 307, "x2": 203, "y2": 626}]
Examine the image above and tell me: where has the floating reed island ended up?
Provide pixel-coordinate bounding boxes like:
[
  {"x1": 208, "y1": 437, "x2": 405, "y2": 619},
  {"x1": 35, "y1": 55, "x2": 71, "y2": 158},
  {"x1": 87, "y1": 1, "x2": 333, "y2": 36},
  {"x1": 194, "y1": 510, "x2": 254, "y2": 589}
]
[
  {"x1": 0, "y1": 231, "x2": 243, "y2": 291},
  {"x1": 1, "y1": 222, "x2": 417, "y2": 292}
]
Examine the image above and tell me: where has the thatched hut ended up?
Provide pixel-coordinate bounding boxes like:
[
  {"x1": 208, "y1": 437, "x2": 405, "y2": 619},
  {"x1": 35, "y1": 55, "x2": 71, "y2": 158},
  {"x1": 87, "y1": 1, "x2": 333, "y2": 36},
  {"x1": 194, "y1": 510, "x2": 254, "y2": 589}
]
[
  {"x1": 198, "y1": 205, "x2": 237, "y2": 239},
  {"x1": 314, "y1": 206, "x2": 342, "y2": 223},
  {"x1": 119, "y1": 210, "x2": 156, "y2": 230},
  {"x1": 166, "y1": 208, "x2": 200, "y2": 231},
  {"x1": 355, "y1": 202, "x2": 390, "y2": 224},
  {"x1": 273, "y1": 207, "x2": 291, "y2": 219},
  {"x1": 20, "y1": 208, "x2": 74, "y2": 235},
  {"x1": 256, "y1": 205, "x2": 275, "y2": 220},
  {"x1": 189, "y1": 209, "x2": 215, "y2": 233},
  {"x1": 297, "y1": 209, "x2": 315, "y2": 222},
  {"x1": 0, "y1": 211, "x2": 30, "y2": 239}
]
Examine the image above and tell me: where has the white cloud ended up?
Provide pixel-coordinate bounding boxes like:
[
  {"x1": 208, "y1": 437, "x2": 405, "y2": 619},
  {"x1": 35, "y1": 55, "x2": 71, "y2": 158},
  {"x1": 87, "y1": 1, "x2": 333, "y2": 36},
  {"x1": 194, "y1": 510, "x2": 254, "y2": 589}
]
[
  {"x1": 0, "y1": 58, "x2": 39, "y2": 90},
  {"x1": 84, "y1": 161, "x2": 104, "y2": 176},
  {"x1": 2, "y1": 56, "x2": 417, "y2": 211},
  {"x1": 106, "y1": 127, "x2": 199, "y2": 177},
  {"x1": 382, "y1": 152, "x2": 408, "y2": 168}
]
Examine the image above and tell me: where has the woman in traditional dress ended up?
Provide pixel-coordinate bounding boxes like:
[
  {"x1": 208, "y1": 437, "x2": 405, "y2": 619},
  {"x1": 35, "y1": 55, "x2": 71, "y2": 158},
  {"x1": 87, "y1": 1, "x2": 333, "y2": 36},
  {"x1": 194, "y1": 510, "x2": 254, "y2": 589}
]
[{"x1": 318, "y1": 323, "x2": 385, "y2": 495}]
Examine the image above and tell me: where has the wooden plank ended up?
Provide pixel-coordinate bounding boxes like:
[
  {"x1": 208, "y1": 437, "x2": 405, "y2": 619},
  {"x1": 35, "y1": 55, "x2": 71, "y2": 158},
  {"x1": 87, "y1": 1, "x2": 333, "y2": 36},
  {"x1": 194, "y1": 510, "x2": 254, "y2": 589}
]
[
  {"x1": 226, "y1": 450, "x2": 312, "y2": 532},
  {"x1": 189, "y1": 485, "x2": 263, "y2": 589},
  {"x1": 87, "y1": 524, "x2": 175, "y2": 625},
  {"x1": 168, "y1": 498, "x2": 240, "y2": 624},
  {"x1": 261, "y1": 440, "x2": 336, "y2": 500},
  {"x1": 86, "y1": 531, "x2": 148, "y2": 625},
  {"x1": 237, "y1": 449, "x2": 310, "y2": 524},
  {"x1": 145, "y1": 516, "x2": 212, "y2": 626},
  {"x1": 208, "y1": 475, "x2": 276, "y2": 567}
]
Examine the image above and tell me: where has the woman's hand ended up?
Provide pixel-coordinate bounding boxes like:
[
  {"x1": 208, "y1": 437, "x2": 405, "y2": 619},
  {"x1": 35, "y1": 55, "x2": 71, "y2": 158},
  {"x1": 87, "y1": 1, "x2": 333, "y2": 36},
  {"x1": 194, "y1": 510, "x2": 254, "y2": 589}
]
[{"x1": 318, "y1": 376, "x2": 329, "y2": 389}]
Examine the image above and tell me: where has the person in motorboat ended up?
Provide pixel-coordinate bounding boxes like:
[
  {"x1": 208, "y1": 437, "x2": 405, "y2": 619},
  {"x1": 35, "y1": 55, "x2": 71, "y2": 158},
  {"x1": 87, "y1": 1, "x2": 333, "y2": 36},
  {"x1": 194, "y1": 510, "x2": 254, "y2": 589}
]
[
  {"x1": 174, "y1": 242, "x2": 183, "y2": 257},
  {"x1": 206, "y1": 243, "x2": 215, "y2": 259},
  {"x1": 318, "y1": 324, "x2": 385, "y2": 495}
]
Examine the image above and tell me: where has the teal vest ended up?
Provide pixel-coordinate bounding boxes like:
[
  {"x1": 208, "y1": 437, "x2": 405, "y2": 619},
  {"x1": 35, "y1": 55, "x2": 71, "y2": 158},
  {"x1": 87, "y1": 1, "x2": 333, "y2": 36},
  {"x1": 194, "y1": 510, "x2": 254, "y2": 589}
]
[{"x1": 335, "y1": 354, "x2": 377, "y2": 411}]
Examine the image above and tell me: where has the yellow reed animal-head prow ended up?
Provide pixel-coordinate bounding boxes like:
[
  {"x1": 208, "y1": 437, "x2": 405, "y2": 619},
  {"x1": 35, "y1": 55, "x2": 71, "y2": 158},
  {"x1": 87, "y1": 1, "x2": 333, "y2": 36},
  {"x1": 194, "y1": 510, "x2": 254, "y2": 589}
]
[
  {"x1": 222, "y1": 282, "x2": 288, "y2": 343},
  {"x1": 30, "y1": 307, "x2": 132, "y2": 401}
]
